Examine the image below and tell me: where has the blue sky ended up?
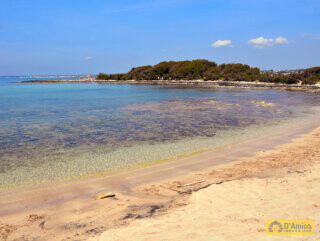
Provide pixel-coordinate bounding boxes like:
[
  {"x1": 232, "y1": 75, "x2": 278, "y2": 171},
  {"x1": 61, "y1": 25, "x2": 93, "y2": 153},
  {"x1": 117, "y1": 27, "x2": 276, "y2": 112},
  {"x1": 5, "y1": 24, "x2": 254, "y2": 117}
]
[{"x1": 0, "y1": 0, "x2": 319, "y2": 75}]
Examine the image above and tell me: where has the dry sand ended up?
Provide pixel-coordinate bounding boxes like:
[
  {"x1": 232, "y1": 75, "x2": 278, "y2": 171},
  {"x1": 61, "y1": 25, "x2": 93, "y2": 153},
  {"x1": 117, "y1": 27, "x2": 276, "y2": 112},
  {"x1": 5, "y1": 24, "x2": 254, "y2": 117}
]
[
  {"x1": 94, "y1": 151, "x2": 320, "y2": 241},
  {"x1": 1, "y1": 127, "x2": 320, "y2": 240}
]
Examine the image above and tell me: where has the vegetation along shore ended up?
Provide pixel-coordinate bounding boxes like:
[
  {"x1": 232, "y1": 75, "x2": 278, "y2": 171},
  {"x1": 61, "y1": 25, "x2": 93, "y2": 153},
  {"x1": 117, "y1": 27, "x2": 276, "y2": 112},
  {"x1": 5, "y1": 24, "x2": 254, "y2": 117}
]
[{"x1": 19, "y1": 60, "x2": 320, "y2": 90}]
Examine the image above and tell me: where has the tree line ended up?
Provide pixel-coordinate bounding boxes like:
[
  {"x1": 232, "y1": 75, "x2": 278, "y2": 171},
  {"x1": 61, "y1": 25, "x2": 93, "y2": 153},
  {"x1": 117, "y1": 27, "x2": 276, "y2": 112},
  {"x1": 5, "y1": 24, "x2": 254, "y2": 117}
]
[{"x1": 97, "y1": 60, "x2": 320, "y2": 85}]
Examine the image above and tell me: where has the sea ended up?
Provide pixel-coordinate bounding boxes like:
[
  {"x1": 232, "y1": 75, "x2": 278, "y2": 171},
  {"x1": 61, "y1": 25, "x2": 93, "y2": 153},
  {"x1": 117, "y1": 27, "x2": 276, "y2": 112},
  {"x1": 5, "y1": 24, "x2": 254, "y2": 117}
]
[{"x1": 1, "y1": 76, "x2": 320, "y2": 188}]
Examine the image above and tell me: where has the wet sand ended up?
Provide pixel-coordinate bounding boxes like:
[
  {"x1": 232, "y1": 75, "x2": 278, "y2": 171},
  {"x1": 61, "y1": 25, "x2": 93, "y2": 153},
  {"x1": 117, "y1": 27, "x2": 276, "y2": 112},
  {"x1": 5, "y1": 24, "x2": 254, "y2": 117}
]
[{"x1": 0, "y1": 122, "x2": 320, "y2": 240}]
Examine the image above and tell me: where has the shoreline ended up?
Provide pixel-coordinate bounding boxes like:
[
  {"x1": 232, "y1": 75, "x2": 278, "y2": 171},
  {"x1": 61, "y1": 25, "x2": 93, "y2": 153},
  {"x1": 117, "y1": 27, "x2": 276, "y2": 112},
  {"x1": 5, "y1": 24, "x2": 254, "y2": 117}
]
[
  {"x1": 0, "y1": 115, "x2": 320, "y2": 240},
  {"x1": 0, "y1": 114, "x2": 312, "y2": 191},
  {"x1": 95, "y1": 127, "x2": 320, "y2": 240},
  {"x1": 17, "y1": 78, "x2": 320, "y2": 91},
  {"x1": 1, "y1": 111, "x2": 319, "y2": 209}
]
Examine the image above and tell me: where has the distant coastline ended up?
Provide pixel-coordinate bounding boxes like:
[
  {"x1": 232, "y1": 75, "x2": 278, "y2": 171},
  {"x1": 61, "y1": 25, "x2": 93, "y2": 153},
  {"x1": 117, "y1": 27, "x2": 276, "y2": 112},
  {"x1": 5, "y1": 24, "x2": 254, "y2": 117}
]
[
  {"x1": 17, "y1": 59, "x2": 320, "y2": 91},
  {"x1": 2, "y1": 75, "x2": 87, "y2": 79}
]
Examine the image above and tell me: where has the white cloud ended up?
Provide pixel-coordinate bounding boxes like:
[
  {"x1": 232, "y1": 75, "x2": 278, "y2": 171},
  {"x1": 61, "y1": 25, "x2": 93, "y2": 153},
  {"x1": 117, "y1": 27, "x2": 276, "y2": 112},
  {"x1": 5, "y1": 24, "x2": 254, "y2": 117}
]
[
  {"x1": 249, "y1": 37, "x2": 273, "y2": 46},
  {"x1": 212, "y1": 40, "x2": 232, "y2": 48},
  {"x1": 84, "y1": 56, "x2": 93, "y2": 60},
  {"x1": 249, "y1": 36, "x2": 289, "y2": 48},
  {"x1": 275, "y1": 37, "x2": 288, "y2": 44}
]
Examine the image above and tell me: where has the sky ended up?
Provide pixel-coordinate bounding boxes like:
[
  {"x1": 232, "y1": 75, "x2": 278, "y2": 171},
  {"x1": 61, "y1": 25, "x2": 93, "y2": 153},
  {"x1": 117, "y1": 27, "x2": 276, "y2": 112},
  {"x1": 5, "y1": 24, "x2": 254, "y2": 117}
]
[{"x1": 0, "y1": 0, "x2": 319, "y2": 75}]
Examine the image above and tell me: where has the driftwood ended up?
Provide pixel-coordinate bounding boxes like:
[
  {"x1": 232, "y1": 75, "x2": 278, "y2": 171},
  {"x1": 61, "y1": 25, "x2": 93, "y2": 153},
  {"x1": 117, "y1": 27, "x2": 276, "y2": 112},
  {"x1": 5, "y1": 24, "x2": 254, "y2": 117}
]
[
  {"x1": 159, "y1": 185, "x2": 192, "y2": 194},
  {"x1": 160, "y1": 179, "x2": 235, "y2": 195},
  {"x1": 95, "y1": 192, "x2": 116, "y2": 199},
  {"x1": 177, "y1": 180, "x2": 205, "y2": 188}
]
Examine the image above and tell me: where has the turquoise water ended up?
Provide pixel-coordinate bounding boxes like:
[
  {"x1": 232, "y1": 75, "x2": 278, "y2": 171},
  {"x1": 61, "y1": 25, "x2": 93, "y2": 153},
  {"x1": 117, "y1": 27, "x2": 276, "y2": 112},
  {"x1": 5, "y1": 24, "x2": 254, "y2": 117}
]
[{"x1": 1, "y1": 77, "x2": 320, "y2": 188}]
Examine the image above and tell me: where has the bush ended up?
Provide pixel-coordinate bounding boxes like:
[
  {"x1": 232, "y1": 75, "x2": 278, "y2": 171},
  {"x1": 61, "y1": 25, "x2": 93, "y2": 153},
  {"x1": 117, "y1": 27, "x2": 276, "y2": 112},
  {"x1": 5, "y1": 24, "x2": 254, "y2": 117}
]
[
  {"x1": 96, "y1": 73, "x2": 109, "y2": 80},
  {"x1": 96, "y1": 61, "x2": 319, "y2": 85}
]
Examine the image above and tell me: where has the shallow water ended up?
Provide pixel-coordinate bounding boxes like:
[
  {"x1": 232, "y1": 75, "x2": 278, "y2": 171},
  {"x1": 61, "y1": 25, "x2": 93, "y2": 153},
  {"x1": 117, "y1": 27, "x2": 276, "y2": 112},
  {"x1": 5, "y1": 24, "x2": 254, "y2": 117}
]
[{"x1": 1, "y1": 77, "x2": 320, "y2": 188}]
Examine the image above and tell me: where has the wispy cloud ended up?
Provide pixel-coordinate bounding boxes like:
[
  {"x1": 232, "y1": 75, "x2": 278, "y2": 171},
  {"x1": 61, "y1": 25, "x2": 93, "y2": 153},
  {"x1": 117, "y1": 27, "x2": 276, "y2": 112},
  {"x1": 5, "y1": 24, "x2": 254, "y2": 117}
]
[
  {"x1": 300, "y1": 33, "x2": 320, "y2": 39},
  {"x1": 249, "y1": 36, "x2": 288, "y2": 48},
  {"x1": 212, "y1": 40, "x2": 232, "y2": 48},
  {"x1": 84, "y1": 56, "x2": 93, "y2": 60}
]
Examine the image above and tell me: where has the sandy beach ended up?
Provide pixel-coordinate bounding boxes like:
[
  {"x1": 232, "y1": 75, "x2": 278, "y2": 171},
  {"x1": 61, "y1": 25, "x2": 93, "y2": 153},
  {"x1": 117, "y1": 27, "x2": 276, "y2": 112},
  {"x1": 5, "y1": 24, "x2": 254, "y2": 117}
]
[
  {"x1": 0, "y1": 123, "x2": 319, "y2": 240},
  {"x1": 2, "y1": 0, "x2": 320, "y2": 240},
  {"x1": 92, "y1": 127, "x2": 320, "y2": 241},
  {"x1": 95, "y1": 156, "x2": 320, "y2": 241}
]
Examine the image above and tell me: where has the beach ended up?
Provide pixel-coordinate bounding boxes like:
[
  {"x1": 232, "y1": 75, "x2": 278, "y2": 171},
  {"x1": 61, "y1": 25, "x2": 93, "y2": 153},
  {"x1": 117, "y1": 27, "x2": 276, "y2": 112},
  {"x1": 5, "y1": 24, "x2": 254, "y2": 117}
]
[
  {"x1": 1, "y1": 77, "x2": 320, "y2": 241},
  {"x1": 94, "y1": 128, "x2": 320, "y2": 241},
  {"x1": 1, "y1": 123, "x2": 319, "y2": 240},
  {"x1": 1, "y1": 0, "x2": 320, "y2": 240}
]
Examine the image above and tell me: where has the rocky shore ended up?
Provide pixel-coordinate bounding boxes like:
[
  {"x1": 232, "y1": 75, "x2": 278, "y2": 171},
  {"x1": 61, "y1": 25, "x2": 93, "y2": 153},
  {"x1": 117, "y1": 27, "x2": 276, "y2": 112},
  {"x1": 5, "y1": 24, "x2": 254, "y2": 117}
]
[{"x1": 18, "y1": 78, "x2": 320, "y2": 91}]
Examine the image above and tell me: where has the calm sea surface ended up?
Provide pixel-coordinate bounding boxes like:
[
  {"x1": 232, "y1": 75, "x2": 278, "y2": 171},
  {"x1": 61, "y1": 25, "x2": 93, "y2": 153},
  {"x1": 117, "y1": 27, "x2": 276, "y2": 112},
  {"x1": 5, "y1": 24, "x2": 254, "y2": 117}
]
[{"x1": 1, "y1": 77, "x2": 320, "y2": 188}]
